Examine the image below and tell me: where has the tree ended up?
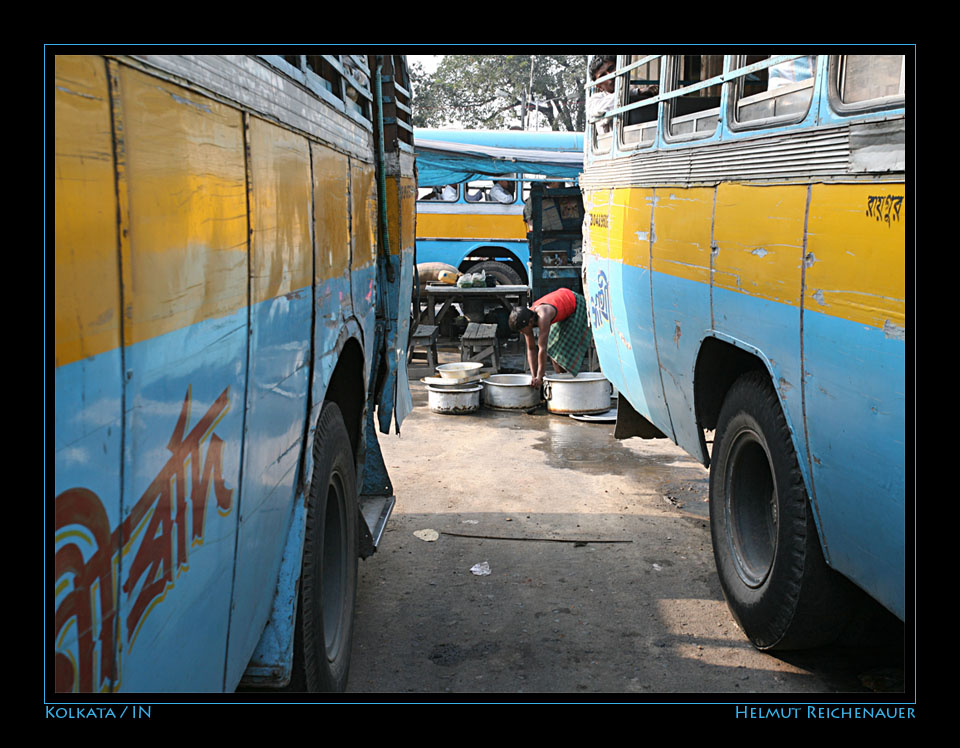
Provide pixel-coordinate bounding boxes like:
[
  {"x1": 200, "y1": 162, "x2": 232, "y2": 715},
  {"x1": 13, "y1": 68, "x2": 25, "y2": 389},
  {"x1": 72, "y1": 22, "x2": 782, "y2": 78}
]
[{"x1": 411, "y1": 55, "x2": 589, "y2": 131}]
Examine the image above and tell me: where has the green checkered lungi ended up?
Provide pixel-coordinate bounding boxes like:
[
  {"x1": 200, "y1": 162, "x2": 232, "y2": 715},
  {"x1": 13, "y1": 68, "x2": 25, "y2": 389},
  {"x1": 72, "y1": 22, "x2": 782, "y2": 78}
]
[{"x1": 546, "y1": 291, "x2": 591, "y2": 376}]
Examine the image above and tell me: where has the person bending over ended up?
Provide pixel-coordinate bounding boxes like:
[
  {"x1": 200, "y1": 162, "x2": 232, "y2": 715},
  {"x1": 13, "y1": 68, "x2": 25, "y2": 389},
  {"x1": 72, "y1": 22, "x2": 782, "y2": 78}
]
[{"x1": 509, "y1": 287, "x2": 592, "y2": 388}]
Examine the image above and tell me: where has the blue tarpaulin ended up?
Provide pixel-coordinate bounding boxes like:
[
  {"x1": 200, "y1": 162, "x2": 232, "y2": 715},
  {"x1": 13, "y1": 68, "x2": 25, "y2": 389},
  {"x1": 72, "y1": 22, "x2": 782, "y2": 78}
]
[{"x1": 415, "y1": 130, "x2": 584, "y2": 186}]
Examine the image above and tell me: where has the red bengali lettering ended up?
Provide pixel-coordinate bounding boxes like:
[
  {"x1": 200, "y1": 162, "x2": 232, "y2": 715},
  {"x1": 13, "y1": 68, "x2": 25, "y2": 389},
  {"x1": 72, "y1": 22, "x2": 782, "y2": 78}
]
[{"x1": 54, "y1": 386, "x2": 233, "y2": 692}]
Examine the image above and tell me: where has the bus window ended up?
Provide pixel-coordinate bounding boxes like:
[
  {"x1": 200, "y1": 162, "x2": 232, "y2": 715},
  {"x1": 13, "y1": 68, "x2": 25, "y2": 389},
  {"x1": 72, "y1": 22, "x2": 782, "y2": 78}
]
[
  {"x1": 732, "y1": 55, "x2": 817, "y2": 128},
  {"x1": 464, "y1": 179, "x2": 491, "y2": 202},
  {"x1": 587, "y1": 55, "x2": 616, "y2": 155},
  {"x1": 306, "y1": 55, "x2": 342, "y2": 98},
  {"x1": 419, "y1": 185, "x2": 458, "y2": 201},
  {"x1": 464, "y1": 177, "x2": 518, "y2": 204},
  {"x1": 389, "y1": 55, "x2": 415, "y2": 148},
  {"x1": 488, "y1": 178, "x2": 517, "y2": 204},
  {"x1": 665, "y1": 54, "x2": 723, "y2": 139},
  {"x1": 833, "y1": 54, "x2": 905, "y2": 109},
  {"x1": 343, "y1": 55, "x2": 372, "y2": 121},
  {"x1": 620, "y1": 54, "x2": 660, "y2": 148}
]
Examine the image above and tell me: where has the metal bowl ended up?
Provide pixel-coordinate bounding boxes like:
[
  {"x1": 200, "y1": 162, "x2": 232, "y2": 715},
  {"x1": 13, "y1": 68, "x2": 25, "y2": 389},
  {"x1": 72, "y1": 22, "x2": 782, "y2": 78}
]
[{"x1": 436, "y1": 362, "x2": 484, "y2": 379}]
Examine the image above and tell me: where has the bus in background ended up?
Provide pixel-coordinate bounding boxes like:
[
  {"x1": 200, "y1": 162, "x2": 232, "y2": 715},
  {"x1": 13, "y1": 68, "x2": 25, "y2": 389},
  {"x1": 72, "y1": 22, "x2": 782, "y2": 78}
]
[
  {"x1": 582, "y1": 54, "x2": 907, "y2": 650},
  {"x1": 415, "y1": 128, "x2": 584, "y2": 286},
  {"x1": 52, "y1": 53, "x2": 416, "y2": 693}
]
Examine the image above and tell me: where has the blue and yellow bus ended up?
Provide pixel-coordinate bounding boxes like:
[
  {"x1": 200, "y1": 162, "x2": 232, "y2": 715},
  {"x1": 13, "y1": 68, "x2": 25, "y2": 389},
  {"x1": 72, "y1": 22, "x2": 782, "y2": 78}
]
[
  {"x1": 582, "y1": 53, "x2": 907, "y2": 649},
  {"x1": 415, "y1": 128, "x2": 584, "y2": 285},
  {"x1": 52, "y1": 53, "x2": 416, "y2": 692}
]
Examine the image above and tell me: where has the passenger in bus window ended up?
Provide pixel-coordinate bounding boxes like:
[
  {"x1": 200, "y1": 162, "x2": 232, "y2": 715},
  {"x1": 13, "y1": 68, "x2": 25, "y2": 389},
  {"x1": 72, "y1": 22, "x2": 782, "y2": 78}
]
[
  {"x1": 421, "y1": 185, "x2": 457, "y2": 201},
  {"x1": 509, "y1": 287, "x2": 593, "y2": 388},
  {"x1": 588, "y1": 55, "x2": 659, "y2": 132},
  {"x1": 489, "y1": 179, "x2": 515, "y2": 204},
  {"x1": 587, "y1": 55, "x2": 617, "y2": 133},
  {"x1": 465, "y1": 186, "x2": 485, "y2": 202}
]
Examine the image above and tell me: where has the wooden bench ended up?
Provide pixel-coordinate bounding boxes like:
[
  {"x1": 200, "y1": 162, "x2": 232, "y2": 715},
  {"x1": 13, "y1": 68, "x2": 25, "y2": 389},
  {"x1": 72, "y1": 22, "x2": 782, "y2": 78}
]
[
  {"x1": 459, "y1": 322, "x2": 500, "y2": 373},
  {"x1": 408, "y1": 324, "x2": 439, "y2": 370}
]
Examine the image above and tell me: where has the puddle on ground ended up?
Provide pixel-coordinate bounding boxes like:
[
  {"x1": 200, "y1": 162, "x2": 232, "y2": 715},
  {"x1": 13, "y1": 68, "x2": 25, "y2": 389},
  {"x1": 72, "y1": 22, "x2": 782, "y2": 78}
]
[
  {"x1": 532, "y1": 416, "x2": 688, "y2": 476},
  {"x1": 407, "y1": 379, "x2": 709, "y2": 514}
]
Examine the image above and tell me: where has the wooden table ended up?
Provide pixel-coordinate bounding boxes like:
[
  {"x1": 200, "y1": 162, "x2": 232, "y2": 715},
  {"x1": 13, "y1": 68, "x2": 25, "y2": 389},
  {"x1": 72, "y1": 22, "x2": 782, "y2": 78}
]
[{"x1": 418, "y1": 284, "x2": 531, "y2": 328}]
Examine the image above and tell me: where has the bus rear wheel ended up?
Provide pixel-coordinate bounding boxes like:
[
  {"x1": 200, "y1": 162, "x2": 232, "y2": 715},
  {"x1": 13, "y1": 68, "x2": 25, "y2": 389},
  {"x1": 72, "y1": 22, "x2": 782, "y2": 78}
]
[
  {"x1": 289, "y1": 402, "x2": 358, "y2": 691},
  {"x1": 709, "y1": 372, "x2": 853, "y2": 650},
  {"x1": 467, "y1": 260, "x2": 524, "y2": 286}
]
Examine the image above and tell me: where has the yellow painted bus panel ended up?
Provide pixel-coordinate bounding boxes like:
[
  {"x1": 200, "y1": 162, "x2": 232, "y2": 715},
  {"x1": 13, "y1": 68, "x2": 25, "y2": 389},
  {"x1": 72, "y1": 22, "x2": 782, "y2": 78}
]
[
  {"x1": 401, "y1": 178, "x2": 417, "y2": 253},
  {"x1": 713, "y1": 183, "x2": 806, "y2": 307},
  {"x1": 54, "y1": 55, "x2": 121, "y2": 367},
  {"x1": 388, "y1": 177, "x2": 417, "y2": 255},
  {"x1": 415, "y1": 211, "x2": 526, "y2": 242},
  {"x1": 584, "y1": 188, "x2": 614, "y2": 260},
  {"x1": 617, "y1": 187, "x2": 655, "y2": 268},
  {"x1": 248, "y1": 117, "x2": 313, "y2": 304},
  {"x1": 118, "y1": 66, "x2": 248, "y2": 346},
  {"x1": 351, "y1": 162, "x2": 378, "y2": 270},
  {"x1": 806, "y1": 183, "x2": 906, "y2": 330},
  {"x1": 651, "y1": 187, "x2": 714, "y2": 286},
  {"x1": 312, "y1": 146, "x2": 350, "y2": 281},
  {"x1": 586, "y1": 187, "x2": 650, "y2": 264}
]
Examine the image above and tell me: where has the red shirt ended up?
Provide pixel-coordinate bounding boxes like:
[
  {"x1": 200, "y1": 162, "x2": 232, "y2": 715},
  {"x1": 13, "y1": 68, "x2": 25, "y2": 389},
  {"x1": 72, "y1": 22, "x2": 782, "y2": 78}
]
[{"x1": 532, "y1": 288, "x2": 576, "y2": 323}]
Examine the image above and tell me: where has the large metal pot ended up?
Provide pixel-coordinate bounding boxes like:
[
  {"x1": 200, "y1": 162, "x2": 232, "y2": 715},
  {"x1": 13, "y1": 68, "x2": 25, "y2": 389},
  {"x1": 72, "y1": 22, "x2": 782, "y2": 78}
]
[
  {"x1": 482, "y1": 374, "x2": 542, "y2": 411},
  {"x1": 543, "y1": 372, "x2": 612, "y2": 415},
  {"x1": 427, "y1": 384, "x2": 482, "y2": 414}
]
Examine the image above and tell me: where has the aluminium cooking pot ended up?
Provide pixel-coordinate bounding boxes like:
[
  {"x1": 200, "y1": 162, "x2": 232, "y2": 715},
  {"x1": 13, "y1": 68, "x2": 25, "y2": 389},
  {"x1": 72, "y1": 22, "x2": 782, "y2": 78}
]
[
  {"x1": 427, "y1": 384, "x2": 482, "y2": 414},
  {"x1": 482, "y1": 374, "x2": 542, "y2": 410},
  {"x1": 543, "y1": 372, "x2": 613, "y2": 415}
]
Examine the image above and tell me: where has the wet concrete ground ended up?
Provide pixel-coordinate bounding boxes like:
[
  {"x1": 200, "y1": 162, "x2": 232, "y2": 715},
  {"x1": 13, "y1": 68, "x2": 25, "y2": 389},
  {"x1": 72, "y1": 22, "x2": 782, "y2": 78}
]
[{"x1": 345, "y1": 344, "x2": 906, "y2": 700}]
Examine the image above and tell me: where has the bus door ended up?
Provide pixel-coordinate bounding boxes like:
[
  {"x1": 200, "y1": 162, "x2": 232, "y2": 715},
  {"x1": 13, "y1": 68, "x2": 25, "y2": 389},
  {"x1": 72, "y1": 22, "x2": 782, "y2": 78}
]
[{"x1": 527, "y1": 181, "x2": 585, "y2": 301}]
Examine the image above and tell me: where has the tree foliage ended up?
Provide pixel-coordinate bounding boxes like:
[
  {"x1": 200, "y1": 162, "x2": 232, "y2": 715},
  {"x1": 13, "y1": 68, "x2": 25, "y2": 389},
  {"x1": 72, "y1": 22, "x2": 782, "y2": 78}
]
[{"x1": 411, "y1": 55, "x2": 589, "y2": 131}]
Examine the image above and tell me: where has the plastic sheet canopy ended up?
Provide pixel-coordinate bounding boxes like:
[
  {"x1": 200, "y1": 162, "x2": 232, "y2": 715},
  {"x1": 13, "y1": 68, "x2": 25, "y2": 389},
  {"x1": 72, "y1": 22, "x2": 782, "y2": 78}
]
[{"x1": 415, "y1": 135, "x2": 584, "y2": 187}]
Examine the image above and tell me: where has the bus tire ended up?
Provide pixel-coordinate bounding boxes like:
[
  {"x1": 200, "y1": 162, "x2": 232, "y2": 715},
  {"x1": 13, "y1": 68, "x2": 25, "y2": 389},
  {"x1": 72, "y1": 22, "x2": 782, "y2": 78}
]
[
  {"x1": 290, "y1": 401, "x2": 358, "y2": 692},
  {"x1": 468, "y1": 260, "x2": 524, "y2": 286},
  {"x1": 709, "y1": 372, "x2": 852, "y2": 650}
]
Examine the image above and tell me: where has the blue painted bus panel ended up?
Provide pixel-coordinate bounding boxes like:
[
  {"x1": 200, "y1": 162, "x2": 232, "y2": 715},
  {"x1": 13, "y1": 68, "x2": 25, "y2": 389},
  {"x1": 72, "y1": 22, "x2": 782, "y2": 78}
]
[
  {"x1": 803, "y1": 309, "x2": 906, "y2": 619},
  {"x1": 226, "y1": 289, "x2": 312, "y2": 687},
  {"x1": 585, "y1": 259, "x2": 672, "y2": 438},
  {"x1": 416, "y1": 239, "x2": 530, "y2": 270},
  {"x1": 302, "y1": 274, "x2": 361, "y2": 491},
  {"x1": 651, "y1": 272, "x2": 713, "y2": 461},
  {"x1": 54, "y1": 350, "x2": 125, "y2": 693},
  {"x1": 117, "y1": 310, "x2": 246, "y2": 692},
  {"x1": 353, "y1": 262, "x2": 379, "y2": 374},
  {"x1": 711, "y1": 285, "x2": 809, "y2": 488},
  {"x1": 378, "y1": 247, "x2": 416, "y2": 432}
]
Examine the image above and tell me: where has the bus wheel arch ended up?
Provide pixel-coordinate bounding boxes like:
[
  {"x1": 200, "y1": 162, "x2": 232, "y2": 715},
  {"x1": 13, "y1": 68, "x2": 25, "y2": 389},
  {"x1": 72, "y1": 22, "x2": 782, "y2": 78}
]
[
  {"x1": 321, "y1": 336, "x2": 366, "y2": 463},
  {"x1": 694, "y1": 337, "x2": 767, "y2": 466},
  {"x1": 709, "y1": 370, "x2": 856, "y2": 650}
]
